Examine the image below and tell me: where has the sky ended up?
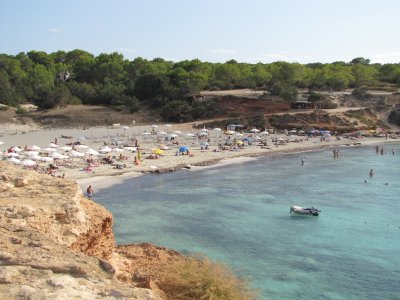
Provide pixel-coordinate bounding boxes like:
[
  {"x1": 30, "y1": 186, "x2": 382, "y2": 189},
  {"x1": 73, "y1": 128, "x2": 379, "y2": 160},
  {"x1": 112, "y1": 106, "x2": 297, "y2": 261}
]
[{"x1": 1, "y1": 0, "x2": 400, "y2": 64}]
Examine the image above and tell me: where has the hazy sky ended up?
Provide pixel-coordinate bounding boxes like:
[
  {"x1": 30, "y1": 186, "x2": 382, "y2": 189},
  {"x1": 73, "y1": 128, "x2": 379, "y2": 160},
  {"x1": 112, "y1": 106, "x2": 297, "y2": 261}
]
[{"x1": 1, "y1": 0, "x2": 400, "y2": 63}]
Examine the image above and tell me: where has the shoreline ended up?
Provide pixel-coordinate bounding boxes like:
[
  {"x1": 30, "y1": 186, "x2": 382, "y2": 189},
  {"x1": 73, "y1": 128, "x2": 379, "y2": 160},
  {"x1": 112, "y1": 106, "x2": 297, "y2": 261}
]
[
  {"x1": 77, "y1": 138, "x2": 399, "y2": 191},
  {"x1": 1, "y1": 123, "x2": 399, "y2": 191}
]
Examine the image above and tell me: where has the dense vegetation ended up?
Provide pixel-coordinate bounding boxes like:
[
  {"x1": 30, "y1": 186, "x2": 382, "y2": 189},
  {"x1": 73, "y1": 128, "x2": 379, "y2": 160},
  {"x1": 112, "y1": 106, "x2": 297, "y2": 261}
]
[{"x1": 1, "y1": 50, "x2": 400, "y2": 121}]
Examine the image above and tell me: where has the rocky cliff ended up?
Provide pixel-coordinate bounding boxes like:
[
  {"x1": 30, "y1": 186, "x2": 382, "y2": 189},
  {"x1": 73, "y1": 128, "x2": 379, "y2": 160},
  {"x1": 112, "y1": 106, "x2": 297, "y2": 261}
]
[{"x1": 0, "y1": 162, "x2": 181, "y2": 299}]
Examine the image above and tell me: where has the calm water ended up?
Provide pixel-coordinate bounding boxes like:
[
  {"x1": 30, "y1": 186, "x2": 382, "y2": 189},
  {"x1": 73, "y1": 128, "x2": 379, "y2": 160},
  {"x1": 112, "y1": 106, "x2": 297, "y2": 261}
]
[{"x1": 94, "y1": 144, "x2": 400, "y2": 300}]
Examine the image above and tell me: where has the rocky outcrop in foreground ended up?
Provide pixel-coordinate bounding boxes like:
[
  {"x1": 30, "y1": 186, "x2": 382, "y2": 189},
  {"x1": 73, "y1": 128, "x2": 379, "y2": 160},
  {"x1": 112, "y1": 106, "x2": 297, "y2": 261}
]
[{"x1": 0, "y1": 162, "x2": 182, "y2": 299}]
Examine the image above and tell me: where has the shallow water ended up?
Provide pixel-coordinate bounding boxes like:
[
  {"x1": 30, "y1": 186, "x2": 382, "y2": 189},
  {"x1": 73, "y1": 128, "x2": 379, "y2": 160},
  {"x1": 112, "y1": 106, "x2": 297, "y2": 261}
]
[{"x1": 95, "y1": 144, "x2": 400, "y2": 300}]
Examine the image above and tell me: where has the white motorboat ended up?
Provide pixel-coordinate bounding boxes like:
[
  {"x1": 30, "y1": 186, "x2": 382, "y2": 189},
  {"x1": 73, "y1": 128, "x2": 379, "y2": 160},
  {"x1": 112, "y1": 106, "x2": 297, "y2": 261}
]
[{"x1": 290, "y1": 206, "x2": 321, "y2": 216}]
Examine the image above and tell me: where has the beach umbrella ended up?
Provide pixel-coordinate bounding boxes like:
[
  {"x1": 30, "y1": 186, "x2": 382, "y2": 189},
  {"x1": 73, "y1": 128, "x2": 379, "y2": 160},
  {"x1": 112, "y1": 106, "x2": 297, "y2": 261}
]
[
  {"x1": 69, "y1": 150, "x2": 84, "y2": 157},
  {"x1": 41, "y1": 147, "x2": 57, "y2": 152},
  {"x1": 51, "y1": 152, "x2": 69, "y2": 159},
  {"x1": 21, "y1": 159, "x2": 36, "y2": 167},
  {"x1": 39, "y1": 156, "x2": 54, "y2": 162},
  {"x1": 25, "y1": 151, "x2": 39, "y2": 157},
  {"x1": 122, "y1": 126, "x2": 130, "y2": 130},
  {"x1": 6, "y1": 152, "x2": 19, "y2": 157},
  {"x1": 8, "y1": 157, "x2": 20, "y2": 164},
  {"x1": 173, "y1": 130, "x2": 182, "y2": 134},
  {"x1": 225, "y1": 130, "x2": 235, "y2": 135},
  {"x1": 199, "y1": 128, "x2": 208, "y2": 133},
  {"x1": 160, "y1": 145, "x2": 169, "y2": 150},
  {"x1": 152, "y1": 149, "x2": 164, "y2": 155},
  {"x1": 250, "y1": 128, "x2": 260, "y2": 133},
  {"x1": 60, "y1": 146, "x2": 72, "y2": 151},
  {"x1": 11, "y1": 146, "x2": 23, "y2": 152},
  {"x1": 185, "y1": 133, "x2": 195, "y2": 138},
  {"x1": 86, "y1": 148, "x2": 100, "y2": 155},
  {"x1": 99, "y1": 146, "x2": 112, "y2": 153},
  {"x1": 157, "y1": 131, "x2": 167, "y2": 135},
  {"x1": 198, "y1": 132, "x2": 208, "y2": 137},
  {"x1": 113, "y1": 148, "x2": 125, "y2": 153},
  {"x1": 76, "y1": 144, "x2": 89, "y2": 149},
  {"x1": 213, "y1": 128, "x2": 222, "y2": 131},
  {"x1": 236, "y1": 140, "x2": 244, "y2": 145},
  {"x1": 168, "y1": 134, "x2": 178, "y2": 138},
  {"x1": 28, "y1": 145, "x2": 41, "y2": 151},
  {"x1": 260, "y1": 131, "x2": 270, "y2": 135},
  {"x1": 47, "y1": 143, "x2": 59, "y2": 148},
  {"x1": 123, "y1": 146, "x2": 137, "y2": 151},
  {"x1": 179, "y1": 146, "x2": 189, "y2": 152}
]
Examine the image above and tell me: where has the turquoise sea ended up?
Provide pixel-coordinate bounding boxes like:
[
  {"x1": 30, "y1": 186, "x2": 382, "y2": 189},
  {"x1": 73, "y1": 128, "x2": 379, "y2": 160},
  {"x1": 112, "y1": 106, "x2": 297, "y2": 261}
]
[{"x1": 93, "y1": 144, "x2": 400, "y2": 300}]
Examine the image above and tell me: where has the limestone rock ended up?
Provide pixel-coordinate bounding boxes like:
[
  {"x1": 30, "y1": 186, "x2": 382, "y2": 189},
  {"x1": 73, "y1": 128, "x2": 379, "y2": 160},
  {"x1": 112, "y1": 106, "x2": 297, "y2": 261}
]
[
  {"x1": 14, "y1": 177, "x2": 29, "y2": 187},
  {"x1": 0, "y1": 162, "x2": 163, "y2": 300}
]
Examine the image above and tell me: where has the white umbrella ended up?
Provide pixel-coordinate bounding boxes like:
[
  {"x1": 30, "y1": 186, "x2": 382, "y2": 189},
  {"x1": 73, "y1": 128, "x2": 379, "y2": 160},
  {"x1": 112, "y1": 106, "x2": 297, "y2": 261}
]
[
  {"x1": 261, "y1": 131, "x2": 270, "y2": 135},
  {"x1": 76, "y1": 145, "x2": 89, "y2": 149},
  {"x1": 51, "y1": 152, "x2": 69, "y2": 159},
  {"x1": 168, "y1": 134, "x2": 178, "y2": 138},
  {"x1": 173, "y1": 130, "x2": 182, "y2": 134},
  {"x1": 250, "y1": 128, "x2": 260, "y2": 133},
  {"x1": 11, "y1": 146, "x2": 22, "y2": 152},
  {"x1": 113, "y1": 148, "x2": 125, "y2": 152},
  {"x1": 99, "y1": 146, "x2": 112, "y2": 153},
  {"x1": 21, "y1": 159, "x2": 37, "y2": 167},
  {"x1": 8, "y1": 157, "x2": 20, "y2": 164},
  {"x1": 30, "y1": 155, "x2": 42, "y2": 161},
  {"x1": 29, "y1": 145, "x2": 41, "y2": 150},
  {"x1": 226, "y1": 130, "x2": 235, "y2": 135},
  {"x1": 185, "y1": 133, "x2": 195, "y2": 137},
  {"x1": 122, "y1": 126, "x2": 130, "y2": 130},
  {"x1": 39, "y1": 156, "x2": 54, "y2": 162},
  {"x1": 6, "y1": 152, "x2": 19, "y2": 157},
  {"x1": 60, "y1": 146, "x2": 72, "y2": 151},
  {"x1": 47, "y1": 143, "x2": 59, "y2": 148},
  {"x1": 69, "y1": 150, "x2": 84, "y2": 157},
  {"x1": 86, "y1": 148, "x2": 100, "y2": 155},
  {"x1": 123, "y1": 146, "x2": 137, "y2": 151},
  {"x1": 198, "y1": 132, "x2": 208, "y2": 137},
  {"x1": 213, "y1": 128, "x2": 222, "y2": 131},
  {"x1": 157, "y1": 131, "x2": 167, "y2": 135},
  {"x1": 41, "y1": 147, "x2": 57, "y2": 152},
  {"x1": 25, "y1": 151, "x2": 39, "y2": 157}
]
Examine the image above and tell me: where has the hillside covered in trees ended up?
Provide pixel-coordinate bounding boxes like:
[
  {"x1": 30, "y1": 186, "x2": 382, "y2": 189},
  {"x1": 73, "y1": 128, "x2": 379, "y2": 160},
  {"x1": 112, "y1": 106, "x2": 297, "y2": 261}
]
[{"x1": 1, "y1": 50, "x2": 400, "y2": 123}]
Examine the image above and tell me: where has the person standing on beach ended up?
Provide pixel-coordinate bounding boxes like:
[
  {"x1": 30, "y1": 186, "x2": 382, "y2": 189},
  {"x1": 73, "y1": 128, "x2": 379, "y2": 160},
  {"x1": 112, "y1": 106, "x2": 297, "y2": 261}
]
[{"x1": 86, "y1": 185, "x2": 94, "y2": 199}]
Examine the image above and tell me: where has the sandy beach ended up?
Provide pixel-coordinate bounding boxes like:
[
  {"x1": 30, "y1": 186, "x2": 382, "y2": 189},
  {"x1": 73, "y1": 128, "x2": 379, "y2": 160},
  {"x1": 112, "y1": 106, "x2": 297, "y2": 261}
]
[{"x1": 1, "y1": 123, "x2": 398, "y2": 190}]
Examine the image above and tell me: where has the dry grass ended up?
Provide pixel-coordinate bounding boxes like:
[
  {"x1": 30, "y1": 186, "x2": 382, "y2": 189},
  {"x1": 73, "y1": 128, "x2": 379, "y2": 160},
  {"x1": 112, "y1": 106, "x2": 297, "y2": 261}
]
[{"x1": 157, "y1": 255, "x2": 259, "y2": 300}]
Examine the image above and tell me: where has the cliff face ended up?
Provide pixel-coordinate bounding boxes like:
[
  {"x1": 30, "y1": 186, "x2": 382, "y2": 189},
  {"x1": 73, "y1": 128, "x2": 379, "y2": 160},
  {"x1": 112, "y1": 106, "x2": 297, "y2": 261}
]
[{"x1": 0, "y1": 162, "x2": 165, "y2": 299}]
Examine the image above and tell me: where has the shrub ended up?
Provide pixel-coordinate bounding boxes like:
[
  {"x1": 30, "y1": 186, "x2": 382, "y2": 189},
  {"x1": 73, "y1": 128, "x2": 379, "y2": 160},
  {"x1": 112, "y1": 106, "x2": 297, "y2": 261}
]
[{"x1": 157, "y1": 255, "x2": 258, "y2": 300}]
